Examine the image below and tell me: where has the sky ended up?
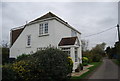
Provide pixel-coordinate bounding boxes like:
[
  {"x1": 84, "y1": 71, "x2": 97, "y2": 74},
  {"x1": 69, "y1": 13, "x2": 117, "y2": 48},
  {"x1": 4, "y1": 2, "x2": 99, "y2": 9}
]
[{"x1": 1, "y1": 1, "x2": 119, "y2": 49}]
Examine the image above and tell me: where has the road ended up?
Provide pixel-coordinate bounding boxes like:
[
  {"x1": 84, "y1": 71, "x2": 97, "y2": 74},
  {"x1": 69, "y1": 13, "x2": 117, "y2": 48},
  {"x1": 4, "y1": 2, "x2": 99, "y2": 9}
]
[{"x1": 89, "y1": 58, "x2": 119, "y2": 79}]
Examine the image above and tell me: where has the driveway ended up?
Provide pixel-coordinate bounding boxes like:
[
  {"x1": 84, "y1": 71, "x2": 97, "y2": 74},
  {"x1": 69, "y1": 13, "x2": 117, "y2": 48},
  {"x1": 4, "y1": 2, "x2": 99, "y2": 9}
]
[{"x1": 89, "y1": 58, "x2": 119, "y2": 79}]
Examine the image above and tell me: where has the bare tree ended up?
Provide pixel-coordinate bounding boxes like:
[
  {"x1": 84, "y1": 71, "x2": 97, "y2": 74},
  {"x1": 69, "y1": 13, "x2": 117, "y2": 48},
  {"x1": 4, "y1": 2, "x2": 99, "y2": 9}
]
[
  {"x1": 81, "y1": 39, "x2": 89, "y2": 52},
  {"x1": 2, "y1": 40, "x2": 9, "y2": 48}
]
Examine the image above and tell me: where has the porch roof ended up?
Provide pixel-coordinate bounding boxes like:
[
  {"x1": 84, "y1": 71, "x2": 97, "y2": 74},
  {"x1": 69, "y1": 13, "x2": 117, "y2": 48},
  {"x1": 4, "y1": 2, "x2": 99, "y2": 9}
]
[{"x1": 58, "y1": 37, "x2": 77, "y2": 46}]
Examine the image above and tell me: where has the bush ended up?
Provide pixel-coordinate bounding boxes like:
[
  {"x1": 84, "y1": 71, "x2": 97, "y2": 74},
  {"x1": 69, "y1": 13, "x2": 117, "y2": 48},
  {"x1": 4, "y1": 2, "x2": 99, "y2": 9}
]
[
  {"x1": 82, "y1": 57, "x2": 89, "y2": 66},
  {"x1": 2, "y1": 64, "x2": 17, "y2": 81},
  {"x1": 92, "y1": 54, "x2": 102, "y2": 62},
  {"x1": 2, "y1": 48, "x2": 73, "y2": 81},
  {"x1": 31, "y1": 48, "x2": 73, "y2": 80},
  {"x1": 2, "y1": 48, "x2": 9, "y2": 64},
  {"x1": 16, "y1": 54, "x2": 30, "y2": 61}
]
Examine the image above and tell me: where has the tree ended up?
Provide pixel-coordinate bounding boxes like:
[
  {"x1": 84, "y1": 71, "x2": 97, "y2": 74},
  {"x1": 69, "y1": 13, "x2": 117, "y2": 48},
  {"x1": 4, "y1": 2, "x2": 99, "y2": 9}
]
[
  {"x1": 81, "y1": 39, "x2": 89, "y2": 52},
  {"x1": 114, "y1": 42, "x2": 120, "y2": 62},
  {"x1": 1, "y1": 40, "x2": 9, "y2": 64},
  {"x1": 83, "y1": 42, "x2": 106, "y2": 63},
  {"x1": 91, "y1": 42, "x2": 106, "y2": 56}
]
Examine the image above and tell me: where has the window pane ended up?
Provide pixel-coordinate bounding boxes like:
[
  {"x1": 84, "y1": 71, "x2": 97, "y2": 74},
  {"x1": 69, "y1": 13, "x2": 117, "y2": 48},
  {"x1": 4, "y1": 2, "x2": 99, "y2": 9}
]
[
  {"x1": 27, "y1": 35, "x2": 31, "y2": 46},
  {"x1": 61, "y1": 47, "x2": 70, "y2": 57},
  {"x1": 39, "y1": 24, "x2": 43, "y2": 35},
  {"x1": 75, "y1": 48, "x2": 78, "y2": 62},
  {"x1": 45, "y1": 23, "x2": 48, "y2": 33}
]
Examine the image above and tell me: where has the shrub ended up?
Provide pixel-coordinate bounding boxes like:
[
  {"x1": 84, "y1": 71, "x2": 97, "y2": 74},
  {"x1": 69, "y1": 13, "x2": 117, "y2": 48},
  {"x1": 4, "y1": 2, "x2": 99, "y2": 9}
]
[
  {"x1": 16, "y1": 54, "x2": 30, "y2": 61},
  {"x1": 2, "y1": 64, "x2": 17, "y2": 81},
  {"x1": 31, "y1": 48, "x2": 73, "y2": 80},
  {"x1": 3, "y1": 48, "x2": 73, "y2": 81},
  {"x1": 2, "y1": 48, "x2": 9, "y2": 64},
  {"x1": 92, "y1": 54, "x2": 102, "y2": 62},
  {"x1": 82, "y1": 57, "x2": 89, "y2": 66}
]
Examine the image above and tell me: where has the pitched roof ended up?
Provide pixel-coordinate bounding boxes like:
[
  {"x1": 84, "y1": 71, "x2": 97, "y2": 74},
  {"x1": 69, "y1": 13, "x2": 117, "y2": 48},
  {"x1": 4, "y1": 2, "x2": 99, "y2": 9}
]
[
  {"x1": 58, "y1": 37, "x2": 77, "y2": 46},
  {"x1": 29, "y1": 12, "x2": 81, "y2": 34},
  {"x1": 11, "y1": 27, "x2": 24, "y2": 46},
  {"x1": 10, "y1": 12, "x2": 81, "y2": 47},
  {"x1": 30, "y1": 12, "x2": 65, "y2": 23}
]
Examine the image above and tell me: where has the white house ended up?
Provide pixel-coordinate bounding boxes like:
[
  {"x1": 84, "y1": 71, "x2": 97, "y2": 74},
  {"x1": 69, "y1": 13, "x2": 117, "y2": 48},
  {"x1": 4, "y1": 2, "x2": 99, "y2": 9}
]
[{"x1": 10, "y1": 12, "x2": 82, "y2": 70}]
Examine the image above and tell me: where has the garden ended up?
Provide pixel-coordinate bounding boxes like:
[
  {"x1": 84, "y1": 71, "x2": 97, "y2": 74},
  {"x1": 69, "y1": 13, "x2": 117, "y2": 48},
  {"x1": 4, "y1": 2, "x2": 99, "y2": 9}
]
[
  {"x1": 2, "y1": 42, "x2": 106, "y2": 80},
  {"x1": 2, "y1": 48, "x2": 73, "y2": 81}
]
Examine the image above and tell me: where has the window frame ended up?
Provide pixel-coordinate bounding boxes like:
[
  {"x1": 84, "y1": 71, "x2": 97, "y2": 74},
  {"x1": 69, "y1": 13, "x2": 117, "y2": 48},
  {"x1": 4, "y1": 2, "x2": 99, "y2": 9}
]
[
  {"x1": 27, "y1": 35, "x2": 31, "y2": 47},
  {"x1": 39, "y1": 22, "x2": 49, "y2": 36},
  {"x1": 75, "y1": 47, "x2": 78, "y2": 62},
  {"x1": 61, "y1": 47, "x2": 71, "y2": 57}
]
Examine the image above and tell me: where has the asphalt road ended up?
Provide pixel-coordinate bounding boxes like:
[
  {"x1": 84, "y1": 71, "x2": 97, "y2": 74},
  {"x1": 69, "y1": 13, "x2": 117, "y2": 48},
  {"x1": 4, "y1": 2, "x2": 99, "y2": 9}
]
[{"x1": 89, "y1": 58, "x2": 119, "y2": 79}]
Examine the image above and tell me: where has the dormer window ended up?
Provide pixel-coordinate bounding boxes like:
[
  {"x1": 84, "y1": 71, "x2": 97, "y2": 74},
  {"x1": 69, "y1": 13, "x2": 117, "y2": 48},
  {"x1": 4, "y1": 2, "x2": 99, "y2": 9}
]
[{"x1": 39, "y1": 22, "x2": 48, "y2": 36}]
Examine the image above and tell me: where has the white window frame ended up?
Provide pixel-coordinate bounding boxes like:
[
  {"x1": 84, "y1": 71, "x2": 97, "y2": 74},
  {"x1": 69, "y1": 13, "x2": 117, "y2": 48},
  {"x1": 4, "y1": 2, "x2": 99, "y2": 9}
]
[
  {"x1": 27, "y1": 35, "x2": 31, "y2": 47},
  {"x1": 61, "y1": 47, "x2": 71, "y2": 57},
  {"x1": 75, "y1": 47, "x2": 78, "y2": 62},
  {"x1": 39, "y1": 22, "x2": 49, "y2": 36}
]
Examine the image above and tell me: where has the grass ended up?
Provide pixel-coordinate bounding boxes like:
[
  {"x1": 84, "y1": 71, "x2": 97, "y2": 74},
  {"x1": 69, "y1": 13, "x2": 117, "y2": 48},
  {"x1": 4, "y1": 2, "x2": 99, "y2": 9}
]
[
  {"x1": 112, "y1": 59, "x2": 120, "y2": 66},
  {"x1": 71, "y1": 62, "x2": 102, "y2": 79}
]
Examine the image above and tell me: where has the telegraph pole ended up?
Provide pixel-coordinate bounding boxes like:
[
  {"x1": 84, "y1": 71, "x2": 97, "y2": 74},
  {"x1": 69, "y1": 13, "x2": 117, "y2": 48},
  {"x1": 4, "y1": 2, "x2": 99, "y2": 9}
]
[{"x1": 117, "y1": 24, "x2": 120, "y2": 42}]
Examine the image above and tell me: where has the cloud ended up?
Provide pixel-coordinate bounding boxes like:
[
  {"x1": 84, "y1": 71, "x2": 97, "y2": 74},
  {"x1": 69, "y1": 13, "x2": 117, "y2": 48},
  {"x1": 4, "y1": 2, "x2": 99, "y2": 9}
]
[{"x1": 1, "y1": 2, "x2": 118, "y2": 48}]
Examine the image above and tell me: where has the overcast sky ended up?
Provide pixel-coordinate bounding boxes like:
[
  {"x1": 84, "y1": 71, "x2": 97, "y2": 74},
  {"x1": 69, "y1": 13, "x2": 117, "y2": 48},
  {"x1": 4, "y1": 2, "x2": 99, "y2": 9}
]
[{"x1": 1, "y1": 2, "x2": 118, "y2": 49}]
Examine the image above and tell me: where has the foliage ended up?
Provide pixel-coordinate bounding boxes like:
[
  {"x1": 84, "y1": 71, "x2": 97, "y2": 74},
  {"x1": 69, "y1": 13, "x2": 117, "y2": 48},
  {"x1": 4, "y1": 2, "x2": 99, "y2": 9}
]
[
  {"x1": 106, "y1": 41, "x2": 120, "y2": 61},
  {"x1": 16, "y1": 54, "x2": 30, "y2": 61},
  {"x1": 2, "y1": 47, "x2": 9, "y2": 64},
  {"x1": 83, "y1": 43, "x2": 105, "y2": 63},
  {"x1": 2, "y1": 48, "x2": 73, "y2": 81},
  {"x1": 114, "y1": 42, "x2": 120, "y2": 62},
  {"x1": 2, "y1": 64, "x2": 17, "y2": 81},
  {"x1": 82, "y1": 57, "x2": 89, "y2": 66}
]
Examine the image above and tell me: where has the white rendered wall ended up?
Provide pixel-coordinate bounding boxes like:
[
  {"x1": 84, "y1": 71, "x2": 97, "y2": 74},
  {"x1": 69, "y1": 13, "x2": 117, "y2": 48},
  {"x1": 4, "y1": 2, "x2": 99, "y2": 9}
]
[
  {"x1": 10, "y1": 19, "x2": 82, "y2": 70},
  {"x1": 10, "y1": 20, "x2": 56, "y2": 58}
]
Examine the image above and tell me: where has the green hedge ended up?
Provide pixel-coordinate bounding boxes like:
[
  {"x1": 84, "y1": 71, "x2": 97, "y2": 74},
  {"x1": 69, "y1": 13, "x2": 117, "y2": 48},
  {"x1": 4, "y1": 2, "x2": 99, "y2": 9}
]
[{"x1": 2, "y1": 48, "x2": 73, "y2": 81}]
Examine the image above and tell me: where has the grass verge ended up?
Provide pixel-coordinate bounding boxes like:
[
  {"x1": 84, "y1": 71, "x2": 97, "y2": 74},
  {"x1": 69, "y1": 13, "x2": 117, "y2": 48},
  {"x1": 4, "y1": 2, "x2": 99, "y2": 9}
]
[
  {"x1": 112, "y1": 59, "x2": 120, "y2": 66},
  {"x1": 71, "y1": 62, "x2": 102, "y2": 79}
]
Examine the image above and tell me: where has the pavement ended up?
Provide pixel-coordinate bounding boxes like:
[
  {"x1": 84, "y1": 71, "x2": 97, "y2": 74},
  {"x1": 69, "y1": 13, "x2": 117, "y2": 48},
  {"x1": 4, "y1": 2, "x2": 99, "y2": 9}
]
[{"x1": 88, "y1": 58, "x2": 119, "y2": 79}]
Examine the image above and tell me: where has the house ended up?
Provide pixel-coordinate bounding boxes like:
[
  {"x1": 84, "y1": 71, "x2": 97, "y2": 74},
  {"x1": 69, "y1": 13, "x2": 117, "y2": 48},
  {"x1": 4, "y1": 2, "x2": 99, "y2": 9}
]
[{"x1": 10, "y1": 12, "x2": 82, "y2": 70}]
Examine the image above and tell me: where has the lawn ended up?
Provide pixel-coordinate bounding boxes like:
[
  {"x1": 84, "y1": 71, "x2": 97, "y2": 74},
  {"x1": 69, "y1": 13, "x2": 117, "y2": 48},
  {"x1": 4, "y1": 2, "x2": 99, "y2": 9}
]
[{"x1": 71, "y1": 62, "x2": 102, "y2": 79}]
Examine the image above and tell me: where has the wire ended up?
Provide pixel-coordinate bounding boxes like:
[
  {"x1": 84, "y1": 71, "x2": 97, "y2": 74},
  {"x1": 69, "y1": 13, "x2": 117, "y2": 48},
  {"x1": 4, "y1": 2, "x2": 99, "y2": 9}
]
[{"x1": 84, "y1": 26, "x2": 116, "y2": 38}]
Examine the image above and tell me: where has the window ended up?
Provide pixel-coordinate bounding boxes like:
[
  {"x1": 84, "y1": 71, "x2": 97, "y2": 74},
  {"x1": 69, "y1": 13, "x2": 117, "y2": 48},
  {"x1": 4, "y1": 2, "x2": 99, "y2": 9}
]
[
  {"x1": 61, "y1": 48, "x2": 71, "y2": 57},
  {"x1": 39, "y1": 22, "x2": 48, "y2": 35},
  {"x1": 39, "y1": 24, "x2": 43, "y2": 35},
  {"x1": 71, "y1": 30, "x2": 77, "y2": 37},
  {"x1": 45, "y1": 23, "x2": 48, "y2": 33},
  {"x1": 75, "y1": 48, "x2": 78, "y2": 62},
  {"x1": 27, "y1": 35, "x2": 31, "y2": 46}
]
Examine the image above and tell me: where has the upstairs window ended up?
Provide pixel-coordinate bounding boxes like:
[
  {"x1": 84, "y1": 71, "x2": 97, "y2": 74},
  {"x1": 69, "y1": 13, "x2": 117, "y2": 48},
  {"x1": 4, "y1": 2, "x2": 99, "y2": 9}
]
[
  {"x1": 45, "y1": 23, "x2": 48, "y2": 33},
  {"x1": 39, "y1": 22, "x2": 48, "y2": 35},
  {"x1": 71, "y1": 30, "x2": 77, "y2": 37},
  {"x1": 27, "y1": 35, "x2": 31, "y2": 46},
  {"x1": 39, "y1": 24, "x2": 43, "y2": 35}
]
